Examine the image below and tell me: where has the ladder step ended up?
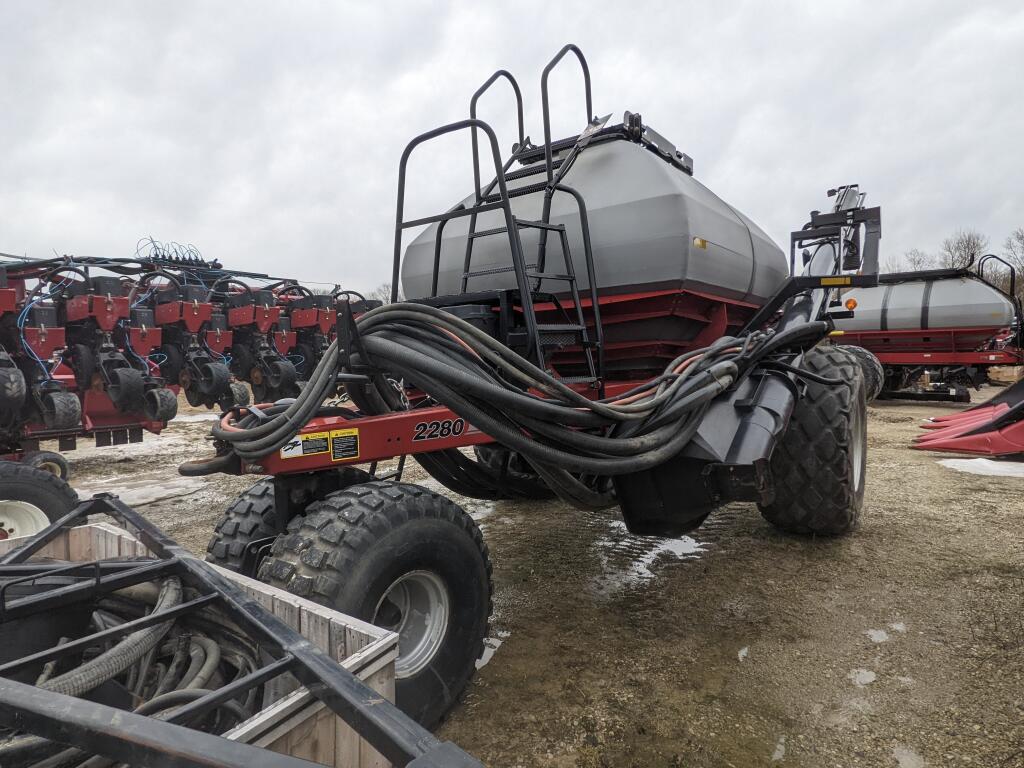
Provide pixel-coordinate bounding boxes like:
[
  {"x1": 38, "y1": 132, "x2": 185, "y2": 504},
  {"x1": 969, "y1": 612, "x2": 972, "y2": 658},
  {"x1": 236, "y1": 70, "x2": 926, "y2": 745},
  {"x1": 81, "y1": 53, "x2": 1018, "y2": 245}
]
[
  {"x1": 468, "y1": 226, "x2": 509, "y2": 239},
  {"x1": 526, "y1": 272, "x2": 573, "y2": 281},
  {"x1": 503, "y1": 159, "x2": 563, "y2": 182},
  {"x1": 515, "y1": 219, "x2": 564, "y2": 232},
  {"x1": 482, "y1": 181, "x2": 547, "y2": 204},
  {"x1": 536, "y1": 323, "x2": 586, "y2": 332},
  {"x1": 463, "y1": 263, "x2": 538, "y2": 279}
]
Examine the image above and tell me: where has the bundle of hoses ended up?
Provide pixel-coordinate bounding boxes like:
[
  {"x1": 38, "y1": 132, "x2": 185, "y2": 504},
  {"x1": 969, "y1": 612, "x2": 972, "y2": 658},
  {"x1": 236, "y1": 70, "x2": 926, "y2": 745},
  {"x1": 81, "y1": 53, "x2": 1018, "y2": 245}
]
[
  {"x1": 0, "y1": 577, "x2": 264, "y2": 768},
  {"x1": 211, "y1": 303, "x2": 830, "y2": 509}
]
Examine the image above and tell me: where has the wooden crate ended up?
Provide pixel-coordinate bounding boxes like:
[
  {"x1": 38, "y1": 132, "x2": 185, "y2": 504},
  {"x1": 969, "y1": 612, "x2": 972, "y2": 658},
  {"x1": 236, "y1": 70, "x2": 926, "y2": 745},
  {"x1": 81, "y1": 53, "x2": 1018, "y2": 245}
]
[
  {"x1": 989, "y1": 365, "x2": 1024, "y2": 385},
  {"x1": 0, "y1": 522, "x2": 399, "y2": 767}
]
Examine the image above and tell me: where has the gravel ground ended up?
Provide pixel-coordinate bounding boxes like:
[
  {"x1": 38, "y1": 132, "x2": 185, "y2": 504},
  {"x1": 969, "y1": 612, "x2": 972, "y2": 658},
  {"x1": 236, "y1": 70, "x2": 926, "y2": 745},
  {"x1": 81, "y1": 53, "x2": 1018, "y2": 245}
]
[{"x1": 59, "y1": 387, "x2": 1024, "y2": 767}]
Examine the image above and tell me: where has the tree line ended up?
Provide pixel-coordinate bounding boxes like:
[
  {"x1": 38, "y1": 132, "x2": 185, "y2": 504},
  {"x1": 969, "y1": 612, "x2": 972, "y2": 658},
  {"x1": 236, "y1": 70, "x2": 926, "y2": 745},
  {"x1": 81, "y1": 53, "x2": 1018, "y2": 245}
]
[{"x1": 883, "y1": 227, "x2": 1024, "y2": 301}]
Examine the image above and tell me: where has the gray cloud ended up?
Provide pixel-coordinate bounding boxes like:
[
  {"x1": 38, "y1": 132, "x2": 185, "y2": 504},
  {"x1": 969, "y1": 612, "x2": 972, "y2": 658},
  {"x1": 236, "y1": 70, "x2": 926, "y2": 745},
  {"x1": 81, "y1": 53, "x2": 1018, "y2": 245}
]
[{"x1": 2, "y1": 1, "x2": 1023, "y2": 290}]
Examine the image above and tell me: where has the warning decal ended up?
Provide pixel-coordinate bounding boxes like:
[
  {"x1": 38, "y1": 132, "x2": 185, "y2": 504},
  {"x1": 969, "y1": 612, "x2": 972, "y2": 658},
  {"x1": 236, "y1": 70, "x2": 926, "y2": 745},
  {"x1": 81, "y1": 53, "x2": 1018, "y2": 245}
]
[
  {"x1": 279, "y1": 431, "x2": 330, "y2": 459},
  {"x1": 330, "y1": 428, "x2": 360, "y2": 461}
]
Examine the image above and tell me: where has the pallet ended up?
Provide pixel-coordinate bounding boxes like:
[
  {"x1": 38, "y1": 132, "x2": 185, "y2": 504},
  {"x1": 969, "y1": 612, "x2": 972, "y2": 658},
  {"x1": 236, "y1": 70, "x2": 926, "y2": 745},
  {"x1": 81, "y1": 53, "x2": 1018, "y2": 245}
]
[{"x1": 0, "y1": 522, "x2": 399, "y2": 767}]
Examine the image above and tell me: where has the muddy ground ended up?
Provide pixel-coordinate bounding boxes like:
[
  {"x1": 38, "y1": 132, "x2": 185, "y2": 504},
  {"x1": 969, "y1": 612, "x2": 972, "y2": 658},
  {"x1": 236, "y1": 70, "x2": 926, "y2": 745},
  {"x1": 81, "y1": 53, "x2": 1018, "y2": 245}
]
[{"x1": 60, "y1": 388, "x2": 1023, "y2": 767}]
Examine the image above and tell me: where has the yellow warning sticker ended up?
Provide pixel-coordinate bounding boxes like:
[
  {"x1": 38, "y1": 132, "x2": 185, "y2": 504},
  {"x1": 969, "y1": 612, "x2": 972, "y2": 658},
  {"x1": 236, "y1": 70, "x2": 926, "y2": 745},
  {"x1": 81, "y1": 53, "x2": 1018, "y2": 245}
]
[
  {"x1": 330, "y1": 428, "x2": 360, "y2": 462},
  {"x1": 819, "y1": 276, "x2": 852, "y2": 286},
  {"x1": 280, "y1": 431, "x2": 330, "y2": 459}
]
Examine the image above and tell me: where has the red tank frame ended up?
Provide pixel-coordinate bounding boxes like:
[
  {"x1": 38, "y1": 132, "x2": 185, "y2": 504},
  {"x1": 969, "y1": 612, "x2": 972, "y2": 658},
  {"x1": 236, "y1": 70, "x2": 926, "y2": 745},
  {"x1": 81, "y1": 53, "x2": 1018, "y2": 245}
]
[{"x1": 837, "y1": 325, "x2": 1023, "y2": 366}]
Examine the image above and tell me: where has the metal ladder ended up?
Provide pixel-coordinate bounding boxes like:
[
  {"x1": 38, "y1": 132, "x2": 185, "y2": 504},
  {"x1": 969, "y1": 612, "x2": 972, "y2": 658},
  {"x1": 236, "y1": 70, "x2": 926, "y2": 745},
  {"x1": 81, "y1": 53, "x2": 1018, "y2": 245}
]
[{"x1": 456, "y1": 45, "x2": 605, "y2": 385}]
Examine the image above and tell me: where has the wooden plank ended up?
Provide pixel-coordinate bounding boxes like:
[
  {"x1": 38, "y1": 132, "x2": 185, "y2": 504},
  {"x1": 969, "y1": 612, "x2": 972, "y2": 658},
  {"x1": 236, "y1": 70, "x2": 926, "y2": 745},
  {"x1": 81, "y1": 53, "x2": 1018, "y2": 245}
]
[
  {"x1": 67, "y1": 526, "x2": 95, "y2": 561},
  {"x1": 358, "y1": 665, "x2": 393, "y2": 768}
]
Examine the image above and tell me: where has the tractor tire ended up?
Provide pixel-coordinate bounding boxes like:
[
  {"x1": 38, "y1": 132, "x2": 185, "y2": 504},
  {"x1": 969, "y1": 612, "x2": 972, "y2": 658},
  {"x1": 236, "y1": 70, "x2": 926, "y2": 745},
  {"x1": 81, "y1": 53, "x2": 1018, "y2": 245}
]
[
  {"x1": 159, "y1": 344, "x2": 184, "y2": 385},
  {"x1": 473, "y1": 444, "x2": 554, "y2": 499},
  {"x1": 206, "y1": 479, "x2": 278, "y2": 576},
  {"x1": 258, "y1": 481, "x2": 492, "y2": 728},
  {"x1": 143, "y1": 387, "x2": 178, "y2": 422},
  {"x1": 71, "y1": 345, "x2": 96, "y2": 391},
  {"x1": 41, "y1": 391, "x2": 82, "y2": 431},
  {"x1": 0, "y1": 461, "x2": 78, "y2": 539},
  {"x1": 841, "y1": 344, "x2": 884, "y2": 402},
  {"x1": 0, "y1": 366, "x2": 27, "y2": 414},
  {"x1": 107, "y1": 368, "x2": 144, "y2": 412},
  {"x1": 266, "y1": 359, "x2": 298, "y2": 398},
  {"x1": 21, "y1": 450, "x2": 69, "y2": 481},
  {"x1": 219, "y1": 381, "x2": 250, "y2": 411},
  {"x1": 759, "y1": 345, "x2": 867, "y2": 536},
  {"x1": 198, "y1": 361, "x2": 230, "y2": 396},
  {"x1": 206, "y1": 467, "x2": 374, "y2": 576}
]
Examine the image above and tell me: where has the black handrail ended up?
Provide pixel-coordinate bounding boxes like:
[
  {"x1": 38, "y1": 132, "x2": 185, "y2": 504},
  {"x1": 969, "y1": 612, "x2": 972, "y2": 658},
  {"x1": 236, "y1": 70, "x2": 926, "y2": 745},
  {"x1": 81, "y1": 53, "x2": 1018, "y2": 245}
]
[
  {"x1": 978, "y1": 253, "x2": 1017, "y2": 300},
  {"x1": 469, "y1": 69, "x2": 525, "y2": 200},
  {"x1": 541, "y1": 44, "x2": 593, "y2": 187},
  {"x1": 391, "y1": 118, "x2": 542, "y2": 358}
]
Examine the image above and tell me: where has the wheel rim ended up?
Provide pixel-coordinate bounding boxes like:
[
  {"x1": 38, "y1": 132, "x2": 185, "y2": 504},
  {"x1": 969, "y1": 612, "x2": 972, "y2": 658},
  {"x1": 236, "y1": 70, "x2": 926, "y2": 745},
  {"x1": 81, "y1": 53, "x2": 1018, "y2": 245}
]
[
  {"x1": 0, "y1": 500, "x2": 50, "y2": 539},
  {"x1": 35, "y1": 460, "x2": 63, "y2": 478},
  {"x1": 851, "y1": 401, "x2": 866, "y2": 493},
  {"x1": 373, "y1": 570, "x2": 450, "y2": 678}
]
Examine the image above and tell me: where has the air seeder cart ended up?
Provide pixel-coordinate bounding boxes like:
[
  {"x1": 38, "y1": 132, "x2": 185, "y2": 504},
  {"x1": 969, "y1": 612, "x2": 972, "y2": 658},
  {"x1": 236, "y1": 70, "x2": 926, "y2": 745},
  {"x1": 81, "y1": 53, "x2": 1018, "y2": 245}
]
[
  {"x1": 835, "y1": 255, "x2": 1023, "y2": 402},
  {"x1": 192, "y1": 45, "x2": 882, "y2": 728}
]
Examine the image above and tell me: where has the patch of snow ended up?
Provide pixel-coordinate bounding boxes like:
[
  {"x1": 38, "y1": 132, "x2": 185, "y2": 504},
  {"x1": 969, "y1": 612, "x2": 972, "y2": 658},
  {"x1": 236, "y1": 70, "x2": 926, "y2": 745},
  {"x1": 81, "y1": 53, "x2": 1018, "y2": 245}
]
[
  {"x1": 771, "y1": 735, "x2": 786, "y2": 762},
  {"x1": 938, "y1": 458, "x2": 1024, "y2": 478},
  {"x1": 475, "y1": 630, "x2": 510, "y2": 670},
  {"x1": 592, "y1": 520, "x2": 705, "y2": 592},
  {"x1": 77, "y1": 475, "x2": 208, "y2": 507},
  {"x1": 172, "y1": 413, "x2": 219, "y2": 423},
  {"x1": 893, "y1": 745, "x2": 925, "y2": 768},
  {"x1": 738, "y1": 646, "x2": 749, "y2": 662},
  {"x1": 889, "y1": 621, "x2": 907, "y2": 633},
  {"x1": 866, "y1": 629, "x2": 889, "y2": 643},
  {"x1": 848, "y1": 668, "x2": 876, "y2": 687}
]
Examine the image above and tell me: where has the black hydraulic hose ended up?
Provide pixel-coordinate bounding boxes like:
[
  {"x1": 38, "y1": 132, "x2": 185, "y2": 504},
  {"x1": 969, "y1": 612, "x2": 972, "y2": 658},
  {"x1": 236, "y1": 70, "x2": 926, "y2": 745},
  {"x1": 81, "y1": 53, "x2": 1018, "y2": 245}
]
[
  {"x1": 153, "y1": 633, "x2": 191, "y2": 696},
  {"x1": 40, "y1": 577, "x2": 182, "y2": 697},
  {"x1": 183, "y1": 635, "x2": 221, "y2": 689}
]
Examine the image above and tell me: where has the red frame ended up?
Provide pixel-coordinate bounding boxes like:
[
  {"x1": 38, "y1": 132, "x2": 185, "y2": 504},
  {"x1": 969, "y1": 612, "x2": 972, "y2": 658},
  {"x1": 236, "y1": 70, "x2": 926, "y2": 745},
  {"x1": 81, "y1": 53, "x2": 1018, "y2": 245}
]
[
  {"x1": 250, "y1": 381, "x2": 637, "y2": 476},
  {"x1": 838, "y1": 326, "x2": 1024, "y2": 366},
  {"x1": 155, "y1": 300, "x2": 214, "y2": 333},
  {"x1": 227, "y1": 304, "x2": 280, "y2": 333},
  {"x1": 65, "y1": 294, "x2": 130, "y2": 331}
]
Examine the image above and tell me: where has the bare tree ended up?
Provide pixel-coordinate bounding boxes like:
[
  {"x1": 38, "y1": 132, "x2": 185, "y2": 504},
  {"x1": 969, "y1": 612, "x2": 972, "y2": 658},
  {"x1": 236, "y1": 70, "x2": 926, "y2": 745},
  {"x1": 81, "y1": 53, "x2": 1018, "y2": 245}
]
[
  {"x1": 939, "y1": 229, "x2": 988, "y2": 270},
  {"x1": 903, "y1": 248, "x2": 935, "y2": 272},
  {"x1": 881, "y1": 252, "x2": 903, "y2": 273},
  {"x1": 998, "y1": 227, "x2": 1024, "y2": 301},
  {"x1": 1004, "y1": 228, "x2": 1024, "y2": 273},
  {"x1": 367, "y1": 282, "x2": 404, "y2": 304}
]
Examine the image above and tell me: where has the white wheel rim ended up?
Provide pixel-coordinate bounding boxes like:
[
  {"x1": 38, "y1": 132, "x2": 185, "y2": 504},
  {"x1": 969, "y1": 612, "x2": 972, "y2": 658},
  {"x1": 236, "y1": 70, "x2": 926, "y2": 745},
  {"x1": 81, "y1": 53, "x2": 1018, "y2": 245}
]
[
  {"x1": 373, "y1": 570, "x2": 450, "y2": 678},
  {"x1": 36, "y1": 461, "x2": 62, "y2": 478},
  {"x1": 851, "y1": 403, "x2": 866, "y2": 493},
  {"x1": 0, "y1": 500, "x2": 51, "y2": 539}
]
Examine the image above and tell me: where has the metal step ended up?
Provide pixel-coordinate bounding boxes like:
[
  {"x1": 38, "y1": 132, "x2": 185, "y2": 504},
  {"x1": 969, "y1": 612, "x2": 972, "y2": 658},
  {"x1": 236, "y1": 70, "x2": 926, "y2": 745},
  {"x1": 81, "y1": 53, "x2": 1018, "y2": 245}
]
[
  {"x1": 463, "y1": 263, "x2": 538, "y2": 279},
  {"x1": 481, "y1": 181, "x2": 547, "y2": 204},
  {"x1": 526, "y1": 272, "x2": 573, "y2": 281},
  {"x1": 503, "y1": 159, "x2": 562, "y2": 182},
  {"x1": 536, "y1": 323, "x2": 586, "y2": 332}
]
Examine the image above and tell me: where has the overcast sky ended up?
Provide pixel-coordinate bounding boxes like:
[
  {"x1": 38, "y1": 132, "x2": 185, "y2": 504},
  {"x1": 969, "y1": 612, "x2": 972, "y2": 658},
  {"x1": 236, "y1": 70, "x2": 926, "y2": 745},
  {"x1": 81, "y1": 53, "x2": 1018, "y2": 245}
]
[{"x1": 2, "y1": 1, "x2": 1023, "y2": 291}]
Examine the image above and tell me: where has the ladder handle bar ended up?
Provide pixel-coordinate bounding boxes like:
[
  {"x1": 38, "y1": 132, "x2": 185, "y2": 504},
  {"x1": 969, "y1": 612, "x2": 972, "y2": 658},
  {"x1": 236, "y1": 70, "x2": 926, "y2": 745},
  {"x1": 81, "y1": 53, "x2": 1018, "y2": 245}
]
[
  {"x1": 541, "y1": 44, "x2": 593, "y2": 186},
  {"x1": 470, "y1": 70, "x2": 525, "y2": 200},
  {"x1": 392, "y1": 119, "x2": 526, "y2": 305},
  {"x1": 978, "y1": 253, "x2": 1017, "y2": 300}
]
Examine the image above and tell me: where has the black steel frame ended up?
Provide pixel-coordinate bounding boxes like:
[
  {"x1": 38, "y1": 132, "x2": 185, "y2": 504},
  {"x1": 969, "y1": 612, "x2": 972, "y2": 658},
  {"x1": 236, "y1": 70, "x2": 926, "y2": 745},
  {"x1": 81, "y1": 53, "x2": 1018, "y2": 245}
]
[
  {"x1": 391, "y1": 44, "x2": 606, "y2": 387},
  {"x1": 0, "y1": 495, "x2": 481, "y2": 768}
]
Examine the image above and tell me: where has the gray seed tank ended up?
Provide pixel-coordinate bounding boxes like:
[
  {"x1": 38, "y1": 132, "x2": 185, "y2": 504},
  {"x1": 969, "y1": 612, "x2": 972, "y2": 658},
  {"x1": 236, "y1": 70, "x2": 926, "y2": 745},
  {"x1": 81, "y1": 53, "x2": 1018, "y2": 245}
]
[{"x1": 401, "y1": 131, "x2": 788, "y2": 308}]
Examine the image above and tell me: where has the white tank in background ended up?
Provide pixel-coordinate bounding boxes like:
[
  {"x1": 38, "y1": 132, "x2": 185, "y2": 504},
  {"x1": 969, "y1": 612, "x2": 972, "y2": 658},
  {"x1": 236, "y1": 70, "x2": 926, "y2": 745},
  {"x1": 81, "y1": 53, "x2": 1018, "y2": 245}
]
[{"x1": 835, "y1": 275, "x2": 1015, "y2": 332}]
